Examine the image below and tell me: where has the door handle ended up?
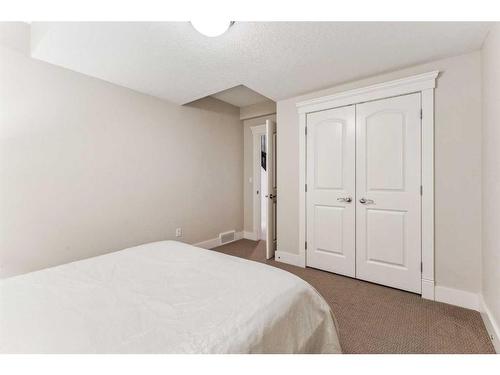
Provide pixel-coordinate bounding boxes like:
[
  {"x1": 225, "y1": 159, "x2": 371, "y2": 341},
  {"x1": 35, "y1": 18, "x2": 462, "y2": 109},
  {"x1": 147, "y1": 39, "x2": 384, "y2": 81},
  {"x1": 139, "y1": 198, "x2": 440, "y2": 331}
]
[
  {"x1": 359, "y1": 198, "x2": 374, "y2": 204},
  {"x1": 268, "y1": 194, "x2": 277, "y2": 200},
  {"x1": 337, "y1": 197, "x2": 352, "y2": 203}
]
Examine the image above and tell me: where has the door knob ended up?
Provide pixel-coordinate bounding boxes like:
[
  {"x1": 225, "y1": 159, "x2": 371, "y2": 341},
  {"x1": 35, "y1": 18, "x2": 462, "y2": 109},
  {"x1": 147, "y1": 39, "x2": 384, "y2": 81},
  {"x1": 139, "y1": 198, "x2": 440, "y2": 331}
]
[
  {"x1": 268, "y1": 194, "x2": 277, "y2": 199},
  {"x1": 337, "y1": 197, "x2": 352, "y2": 203},
  {"x1": 359, "y1": 198, "x2": 374, "y2": 204}
]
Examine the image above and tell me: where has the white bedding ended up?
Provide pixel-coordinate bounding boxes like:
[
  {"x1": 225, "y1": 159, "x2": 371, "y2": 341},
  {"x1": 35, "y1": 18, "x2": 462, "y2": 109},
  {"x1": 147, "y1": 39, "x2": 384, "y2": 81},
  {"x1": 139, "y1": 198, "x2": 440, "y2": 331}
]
[{"x1": 0, "y1": 241, "x2": 341, "y2": 353}]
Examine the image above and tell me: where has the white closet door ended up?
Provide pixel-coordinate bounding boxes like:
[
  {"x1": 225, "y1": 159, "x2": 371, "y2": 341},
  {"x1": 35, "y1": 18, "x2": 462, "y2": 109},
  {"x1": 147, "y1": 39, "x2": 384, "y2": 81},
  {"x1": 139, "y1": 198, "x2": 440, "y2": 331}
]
[
  {"x1": 355, "y1": 93, "x2": 421, "y2": 293},
  {"x1": 306, "y1": 106, "x2": 356, "y2": 277}
]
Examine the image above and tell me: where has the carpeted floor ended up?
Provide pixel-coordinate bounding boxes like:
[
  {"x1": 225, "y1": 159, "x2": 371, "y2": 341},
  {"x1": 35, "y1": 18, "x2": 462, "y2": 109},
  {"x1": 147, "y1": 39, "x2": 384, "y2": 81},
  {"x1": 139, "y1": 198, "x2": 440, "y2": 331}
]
[{"x1": 213, "y1": 239, "x2": 495, "y2": 354}]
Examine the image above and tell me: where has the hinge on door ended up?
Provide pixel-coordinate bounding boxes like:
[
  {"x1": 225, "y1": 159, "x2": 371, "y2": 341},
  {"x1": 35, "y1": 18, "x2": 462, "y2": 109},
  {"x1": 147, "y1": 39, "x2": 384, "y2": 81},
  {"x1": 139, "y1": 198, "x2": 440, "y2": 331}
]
[
  {"x1": 305, "y1": 184, "x2": 308, "y2": 192},
  {"x1": 420, "y1": 109, "x2": 423, "y2": 119},
  {"x1": 305, "y1": 126, "x2": 307, "y2": 136},
  {"x1": 421, "y1": 262, "x2": 423, "y2": 273},
  {"x1": 305, "y1": 241, "x2": 308, "y2": 250},
  {"x1": 420, "y1": 185, "x2": 423, "y2": 195}
]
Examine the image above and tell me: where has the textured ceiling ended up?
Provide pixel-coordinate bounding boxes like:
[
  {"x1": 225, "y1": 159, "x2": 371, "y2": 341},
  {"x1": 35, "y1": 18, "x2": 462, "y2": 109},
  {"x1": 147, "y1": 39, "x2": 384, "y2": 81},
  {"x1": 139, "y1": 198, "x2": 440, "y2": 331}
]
[
  {"x1": 29, "y1": 22, "x2": 492, "y2": 105},
  {"x1": 210, "y1": 85, "x2": 272, "y2": 107}
]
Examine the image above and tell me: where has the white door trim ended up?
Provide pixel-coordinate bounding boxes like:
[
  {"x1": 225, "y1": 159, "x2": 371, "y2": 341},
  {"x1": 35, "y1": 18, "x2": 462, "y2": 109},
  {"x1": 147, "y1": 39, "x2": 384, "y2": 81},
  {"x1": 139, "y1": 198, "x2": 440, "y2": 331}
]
[
  {"x1": 296, "y1": 71, "x2": 439, "y2": 300},
  {"x1": 251, "y1": 124, "x2": 266, "y2": 242}
]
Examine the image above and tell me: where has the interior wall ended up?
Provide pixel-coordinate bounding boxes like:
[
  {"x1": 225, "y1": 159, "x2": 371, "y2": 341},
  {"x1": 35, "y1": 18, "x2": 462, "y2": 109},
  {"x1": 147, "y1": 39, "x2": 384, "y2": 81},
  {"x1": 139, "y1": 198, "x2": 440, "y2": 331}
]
[
  {"x1": 277, "y1": 51, "x2": 482, "y2": 293},
  {"x1": 0, "y1": 45, "x2": 244, "y2": 277},
  {"x1": 481, "y1": 24, "x2": 500, "y2": 337},
  {"x1": 240, "y1": 100, "x2": 276, "y2": 120},
  {"x1": 243, "y1": 114, "x2": 276, "y2": 237}
]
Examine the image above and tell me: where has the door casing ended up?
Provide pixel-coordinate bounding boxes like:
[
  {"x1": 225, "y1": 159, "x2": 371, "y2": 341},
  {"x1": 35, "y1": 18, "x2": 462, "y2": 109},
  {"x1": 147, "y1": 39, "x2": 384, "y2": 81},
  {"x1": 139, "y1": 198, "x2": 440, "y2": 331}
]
[{"x1": 294, "y1": 71, "x2": 439, "y2": 301}]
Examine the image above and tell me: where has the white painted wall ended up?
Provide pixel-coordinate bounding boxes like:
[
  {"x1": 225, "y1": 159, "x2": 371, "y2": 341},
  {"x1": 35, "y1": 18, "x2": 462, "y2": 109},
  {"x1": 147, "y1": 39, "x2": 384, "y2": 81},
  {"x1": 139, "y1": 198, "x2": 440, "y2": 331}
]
[
  {"x1": 277, "y1": 51, "x2": 482, "y2": 293},
  {"x1": 481, "y1": 24, "x2": 500, "y2": 342},
  {"x1": 0, "y1": 45, "x2": 243, "y2": 277},
  {"x1": 240, "y1": 100, "x2": 276, "y2": 120},
  {"x1": 0, "y1": 22, "x2": 29, "y2": 55}
]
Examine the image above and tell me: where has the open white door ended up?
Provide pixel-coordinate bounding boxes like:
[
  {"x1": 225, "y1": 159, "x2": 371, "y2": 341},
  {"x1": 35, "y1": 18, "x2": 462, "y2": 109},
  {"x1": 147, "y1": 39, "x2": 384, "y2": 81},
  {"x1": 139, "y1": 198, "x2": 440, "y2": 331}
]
[{"x1": 266, "y1": 120, "x2": 277, "y2": 259}]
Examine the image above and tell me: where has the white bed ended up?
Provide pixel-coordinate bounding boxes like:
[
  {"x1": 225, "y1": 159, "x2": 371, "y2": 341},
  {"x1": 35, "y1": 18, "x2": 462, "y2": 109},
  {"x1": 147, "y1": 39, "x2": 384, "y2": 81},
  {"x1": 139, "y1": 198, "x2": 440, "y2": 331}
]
[{"x1": 0, "y1": 241, "x2": 341, "y2": 353}]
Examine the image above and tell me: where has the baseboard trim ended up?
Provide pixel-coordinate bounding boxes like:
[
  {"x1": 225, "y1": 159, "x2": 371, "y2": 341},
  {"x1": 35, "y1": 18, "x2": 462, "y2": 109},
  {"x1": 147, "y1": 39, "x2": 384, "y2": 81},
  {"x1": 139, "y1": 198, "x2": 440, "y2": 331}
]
[
  {"x1": 434, "y1": 286, "x2": 480, "y2": 311},
  {"x1": 275, "y1": 250, "x2": 306, "y2": 268},
  {"x1": 480, "y1": 295, "x2": 499, "y2": 354},
  {"x1": 243, "y1": 231, "x2": 258, "y2": 241},
  {"x1": 194, "y1": 231, "x2": 243, "y2": 250}
]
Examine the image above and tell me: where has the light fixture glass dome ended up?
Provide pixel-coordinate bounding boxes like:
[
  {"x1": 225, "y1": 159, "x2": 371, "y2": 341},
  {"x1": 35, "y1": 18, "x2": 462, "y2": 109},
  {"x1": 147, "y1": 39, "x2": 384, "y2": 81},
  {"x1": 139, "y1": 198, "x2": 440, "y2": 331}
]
[{"x1": 191, "y1": 20, "x2": 233, "y2": 37}]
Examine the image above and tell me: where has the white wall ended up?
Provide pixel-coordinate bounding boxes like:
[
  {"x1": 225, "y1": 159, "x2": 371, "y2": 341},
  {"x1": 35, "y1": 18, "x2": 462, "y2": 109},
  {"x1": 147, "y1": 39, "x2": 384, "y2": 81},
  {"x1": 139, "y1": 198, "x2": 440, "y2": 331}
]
[
  {"x1": 0, "y1": 22, "x2": 29, "y2": 55},
  {"x1": 243, "y1": 114, "x2": 276, "y2": 236},
  {"x1": 240, "y1": 100, "x2": 276, "y2": 121},
  {"x1": 277, "y1": 51, "x2": 482, "y2": 293},
  {"x1": 0, "y1": 45, "x2": 243, "y2": 277},
  {"x1": 481, "y1": 24, "x2": 500, "y2": 342}
]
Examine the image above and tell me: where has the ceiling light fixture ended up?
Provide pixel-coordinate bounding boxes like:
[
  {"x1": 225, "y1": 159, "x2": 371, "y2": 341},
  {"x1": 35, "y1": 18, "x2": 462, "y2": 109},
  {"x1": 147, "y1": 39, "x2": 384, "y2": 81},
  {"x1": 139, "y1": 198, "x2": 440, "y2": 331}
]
[{"x1": 191, "y1": 20, "x2": 234, "y2": 37}]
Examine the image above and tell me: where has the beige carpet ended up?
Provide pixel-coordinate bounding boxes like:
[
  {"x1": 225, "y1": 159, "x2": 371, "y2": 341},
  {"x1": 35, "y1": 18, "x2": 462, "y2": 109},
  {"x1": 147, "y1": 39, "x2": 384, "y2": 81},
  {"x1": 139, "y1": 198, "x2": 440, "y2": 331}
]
[{"x1": 213, "y1": 239, "x2": 495, "y2": 354}]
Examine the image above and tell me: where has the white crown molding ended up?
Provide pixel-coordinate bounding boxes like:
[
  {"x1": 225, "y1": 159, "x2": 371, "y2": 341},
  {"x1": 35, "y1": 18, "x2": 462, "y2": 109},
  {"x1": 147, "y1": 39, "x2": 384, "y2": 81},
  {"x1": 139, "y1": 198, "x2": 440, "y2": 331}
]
[{"x1": 297, "y1": 71, "x2": 440, "y2": 113}]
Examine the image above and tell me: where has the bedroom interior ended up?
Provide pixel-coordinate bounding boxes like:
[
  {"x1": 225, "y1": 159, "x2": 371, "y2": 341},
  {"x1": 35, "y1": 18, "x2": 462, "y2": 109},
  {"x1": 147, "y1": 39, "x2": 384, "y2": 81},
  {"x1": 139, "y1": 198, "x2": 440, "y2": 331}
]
[{"x1": 0, "y1": 4, "x2": 499, "y2": 367}]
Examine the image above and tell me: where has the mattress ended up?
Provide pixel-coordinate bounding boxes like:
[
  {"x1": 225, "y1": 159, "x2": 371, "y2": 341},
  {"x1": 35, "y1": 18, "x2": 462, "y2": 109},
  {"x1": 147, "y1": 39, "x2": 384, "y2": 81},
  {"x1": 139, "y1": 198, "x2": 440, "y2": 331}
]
[{"x1": 0, "y1": 241, "x2": 341, "y2": 353}]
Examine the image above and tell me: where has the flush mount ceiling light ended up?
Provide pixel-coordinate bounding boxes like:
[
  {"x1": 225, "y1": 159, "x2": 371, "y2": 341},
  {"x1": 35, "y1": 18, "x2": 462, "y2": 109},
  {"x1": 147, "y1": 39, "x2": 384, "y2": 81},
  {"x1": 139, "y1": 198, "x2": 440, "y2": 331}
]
[{"x1": 191, "y1": 20, "x2": 234, "y2": 37}]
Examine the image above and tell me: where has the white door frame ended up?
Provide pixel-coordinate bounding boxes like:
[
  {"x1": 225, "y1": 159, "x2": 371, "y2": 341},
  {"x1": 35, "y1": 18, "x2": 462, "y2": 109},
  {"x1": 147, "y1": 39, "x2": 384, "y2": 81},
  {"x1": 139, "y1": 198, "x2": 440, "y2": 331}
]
[
  {"x1": 296, "y1": 71, "x2": 439, "y2": 300},
  {"x1": 251, "y1": 124, "x2": 267, "y2": 242}
]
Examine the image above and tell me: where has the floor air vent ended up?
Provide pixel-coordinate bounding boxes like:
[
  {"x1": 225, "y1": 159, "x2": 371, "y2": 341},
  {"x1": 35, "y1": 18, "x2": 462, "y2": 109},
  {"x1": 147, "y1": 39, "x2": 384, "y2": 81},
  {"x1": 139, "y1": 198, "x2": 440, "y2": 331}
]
[{"x1": 219, "y1": 230, "x2": 236, "y2": 244}]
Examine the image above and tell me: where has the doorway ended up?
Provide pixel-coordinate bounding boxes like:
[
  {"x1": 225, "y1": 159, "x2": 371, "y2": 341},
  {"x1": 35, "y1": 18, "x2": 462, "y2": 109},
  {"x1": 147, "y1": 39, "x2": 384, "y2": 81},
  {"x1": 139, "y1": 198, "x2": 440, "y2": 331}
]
[
  {"x1": 296, "y1": 71, "x2": 437, "y2": 299},
  {"x1": 305, "y1": 93, "x2": 422, "y2": 293},
  {"x1": 251, "y1": 120, "x2": 277, "y2": 260}
]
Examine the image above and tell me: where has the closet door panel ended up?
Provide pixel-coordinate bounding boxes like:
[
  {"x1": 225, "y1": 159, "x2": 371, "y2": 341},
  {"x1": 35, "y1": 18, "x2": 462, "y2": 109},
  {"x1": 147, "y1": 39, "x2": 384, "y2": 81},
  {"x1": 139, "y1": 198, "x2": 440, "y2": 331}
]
[
  {"x1": 355, "y1": 93, "x2": 422, "y2": 293},
  {"x1": 306, "y1": 106, "x2": 356, "y2": 277}
]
